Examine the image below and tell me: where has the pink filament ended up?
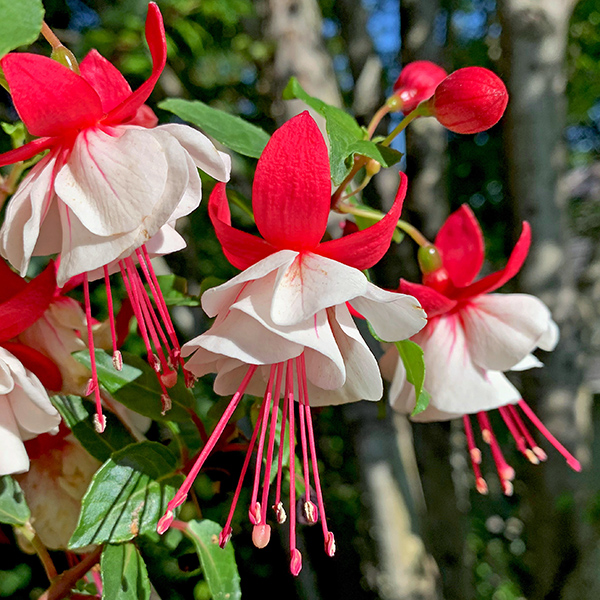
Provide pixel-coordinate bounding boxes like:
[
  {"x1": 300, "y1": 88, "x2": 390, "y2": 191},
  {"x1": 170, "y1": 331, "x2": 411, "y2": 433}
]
[
  {"x1": 296, "y1": 356, "x2": 312, "y2": 508},
  {"x1": 286, "y1": 361, "x2": 298, "y2": 558},
  {"x1": 103, "y1": 265, "x2": 118, "y2": 358},
  {"x1": 477, "y1": 412, "x2": 515, "y2": 491},
  {"x1": 507, "y1": 404, "x2": 547, "y2": 460},
  {"x1": 462, "y1": 415, "x2": 486, "y2": 493}
]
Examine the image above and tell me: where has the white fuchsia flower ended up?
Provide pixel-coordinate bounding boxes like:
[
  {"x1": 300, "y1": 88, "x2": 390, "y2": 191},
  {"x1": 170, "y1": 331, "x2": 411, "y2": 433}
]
[
  {"x1": 383, "y1": 205, "x2": 580, "y2": 495},
  {"x1": 0, "y1": 261, "x2": 62, "y2": 475},
  {"x1": 157, "y1": 112, "x2": 426, "y2": 574},
  {"x1": 0, "y1": 3, "x2": 231, "y2": 430}
]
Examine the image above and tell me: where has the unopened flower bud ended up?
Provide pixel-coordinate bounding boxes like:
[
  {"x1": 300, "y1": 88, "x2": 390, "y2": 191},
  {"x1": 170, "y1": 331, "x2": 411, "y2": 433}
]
[
  {"x1": 51, "y1": 46, "x2": 80, "y2": 74},
  {"x1": 417, "y1": 245, "x2": 443, "y2": 274},
  {"x1": 427, "y1": 67, "x2": 508, "y2": 134},
  {"x1": 390, "y1": 61, "x2": 448, "y2": 114},
  {"x1": 365, "y1": 158, "x2": 381, "y2": 177}
]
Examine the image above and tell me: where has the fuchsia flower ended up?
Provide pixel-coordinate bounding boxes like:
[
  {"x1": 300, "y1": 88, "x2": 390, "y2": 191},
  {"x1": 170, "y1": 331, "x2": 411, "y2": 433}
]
[
  {"x1": 382, "y1": 205, "x2": 580, "y2": 495},
  {"x1": 425, "y1": 66, "x2": 509, "y2": 134},
  {"x1": 157, "y1": 112, "x2": 426, "y2": 574},
  {"x1": 0, "y1": 3, "x2": 231, "y2": 430},
  {"x1": 0, "y1": 260, "x2": 62, "y2": 475},
  {"x1": 392, "y1": 61, "x2": 448, "y2": 114}
]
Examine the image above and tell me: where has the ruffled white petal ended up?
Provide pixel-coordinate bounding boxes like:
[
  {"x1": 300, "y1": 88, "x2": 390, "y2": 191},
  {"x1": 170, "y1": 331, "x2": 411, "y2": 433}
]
[
  {"x1": 461, "y1": 293, "x2": 557, "y2": 371},
  {"x1": 271, "y1": 252, "x2": 368, "y2": 327},
  {"x1": 349, "y1": 282, "x2": 426, "y2": 342}
]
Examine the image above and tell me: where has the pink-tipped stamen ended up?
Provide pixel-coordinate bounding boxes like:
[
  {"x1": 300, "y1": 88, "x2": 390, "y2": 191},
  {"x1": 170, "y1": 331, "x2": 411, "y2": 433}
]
[
  {"x1": 477, "y1": 412, "x2": 515, "y2": 491},
  {"x1": 83, "y1": 274, "x2": 105, "y2": 433},
  {"x1": 252, "y1": 524, "x2": 272, "y2": 549},
  {"x1": 299, "y1": 354, "x2": 332, "y2": 547},
  {"x1": 260, "y1": 363, "x2": 284, "y2": 525},
  {"x1": 103, "y1": 265, "x2": 120, "y2": 369},
  {"x1": 498, "y1": 405, "x2": 538, "y2": 464},
  {"x1": 286, "y1": 361, "x2": 299, "y2": 569},
  {"x1": 274, "y1": 366, "x2": 290, "y2": 516},
  {"x1": 295, "y1": 356, "x2": 313, "y2": 516},
  {"x1": 249, "y1": 365, "x2": 278, "y2": 523},
  {"x1": 157, "y1": 365, "x2": 258, "y2": 533},
  {"x1": 518, "y1": 400, "x2": 581, "y2": 472},
  {"x1": 508, "y1": 404, "x2": 548, "y2": 462},
  {"x1": 462, "y1": 415, "x2": 487, "y2": 494}
]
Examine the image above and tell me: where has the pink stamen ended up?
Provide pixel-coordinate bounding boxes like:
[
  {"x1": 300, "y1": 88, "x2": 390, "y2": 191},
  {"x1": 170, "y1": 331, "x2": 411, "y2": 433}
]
[
  {"x1": 249, "y1": 365, "x2": 278, "y2": 524},
  {"x1": 299, "y1": 354, "x2": 333, "y2": 550},
  {"x1": 260, "y1": 364, "x2": 284, "y2": 525},
  {"x1": 273, "y1": 367, "x2": 290, "y2": 522},
  {"x1": 295, "y1": 356, "x2": 314, "y2": 520},
  {"x1": 462, "y1": 415, "x2": 487, "y2": 494},
  {"x1": 498, "y1": 406, "x2": 537, "y2": 464},
  {"x1": 103, "y1": 265, "x2": 121, "y2": 370},
  {"x1": 286, "y1": 361, "x2": 299, "y2": 571},
  {"x1": 508, "y1": 404, "x2": 548, "y2": 462},
  {"x1": 83, "y1": 274, "x2": 105, "y2": 433},
  {"x1": 477, "y1": 412, "x2": 515, "y2": 493},
  {"x1": 518, "y1": 400, "x2": 581, "y2": 471},
  {"x1": 157, "y1": 365, "x2": 258, "y2": 534},
  {"x1": 219, "y1": 394, "x2": 267, "y2": 548}
]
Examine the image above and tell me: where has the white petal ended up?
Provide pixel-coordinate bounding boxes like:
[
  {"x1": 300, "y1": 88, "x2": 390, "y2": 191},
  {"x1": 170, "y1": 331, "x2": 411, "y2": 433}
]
[
  {"x1": 539, "y1": 318, "x2": 560, "y2": 351},
  {"x1": 271, "y1": 253, "x2": 368, "y2": 327},
  {"x1": 144, "y1": 224, "x2": 186, "y2": 257},
  {"x1": 165, "y1": 153, "x2": 202, "y2": 223},
  {"x1": 462, "y1": 293, "x2": 557, "y2": 371},
  {"x1": 201, "y1": 250, "x2": 298, "y2": 318},
  {"x1": 511, "y1": 354, "x2": 543, "y2": 371},
  {"x1": 0, "y1": 397, "x2": 30, "y2": 475},
  {"x1": 349, "y1": 283, "x2": 427, "y2": 342},
  {"x1": 0, "y1": 153, "x2": 57, "y2": 275},
  {"x1": 157, "y1": 124, "x2": 231, "y2": 182},
  {"x1": 55, "y1": 127, "x2": 169, "y2": 236}
]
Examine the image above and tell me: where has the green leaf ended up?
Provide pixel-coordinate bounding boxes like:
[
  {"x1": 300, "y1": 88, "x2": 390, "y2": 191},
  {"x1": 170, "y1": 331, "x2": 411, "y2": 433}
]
[
  {"x1": 186, "y1": 520, "x2": 241, "y2": 600},
  {"x1": 394, "y1": 340, "x2": 430, "y2": 416},
  {"x1": 159, "y1": 98, "x2": 270, "y2": 158},
  {"x1": 0, "y1": 476, "x2": 30, "y2": 526},
  {"x1": 52, "y1": 395, "x2": 136, "y2": 463},
  {"x1": 69, "y1": 442, "x2": 183, "y2": 548},
  {"x1": 74, "y1": 350, "x2": 194, "y2": 422},
  {"x1": 101, "y1": 543, "x2": 151, "y2": 600},
  {"x1": 157, "y1": 274, "x2": 200, "y2": 307},
  {"x1": 0, "y1": 0, "x2": 43, "y2": 59}
]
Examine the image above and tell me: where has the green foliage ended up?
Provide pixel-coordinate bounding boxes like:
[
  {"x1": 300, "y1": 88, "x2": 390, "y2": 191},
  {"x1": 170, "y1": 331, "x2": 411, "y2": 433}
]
[
  {"x1": 394, "y1": 340, "x2": 430, "y2": 416},
  {"x1": 282, "y1": 77, "x2": 402, "y2": 184},
  {"x1": 0, "y1": 0, "x2": 43, "y2": 59},
  {"x1": 157, "y1": 274, "x2": 201, "y2": 307},
  {"x1": 0, "y1": 476, "x2": 30, "y2": 526},
  {"x1": 160, "y1": 98, "x2": 270, "y2": 158},
  {"x1": 69, "y1": 442, "x2": 183, "y2": 548},
  {"x1": 101, "y1": 543, "x2": 151, "y2": 600},
  {"x1": 186, "y1": 520, "x2": 241, "y2": 600},
  {"x1": 74, "y1": 350, "x2": 195, "y2": 422},
  {"x1": 52, "y1": 395, "x2": 136, "y2": 463}
]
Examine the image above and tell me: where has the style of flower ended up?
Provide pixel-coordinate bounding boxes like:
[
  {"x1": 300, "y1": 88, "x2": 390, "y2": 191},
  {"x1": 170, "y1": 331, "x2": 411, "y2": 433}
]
[
  {"x1": 0, "y1": 3, "x2": 231, "y2": 430},
  {"x1": 382, "y1": 205, "x2": 580, "y2": 495},
  {"x1": 391, "y1": 61, "x2": 448, "y2": 114},
  {"x1": 157, "y1": 112, "x2": 426, "y2": 574},
  {"x1": 0, "y1": 260, "x2": 62, "y2": 475}
]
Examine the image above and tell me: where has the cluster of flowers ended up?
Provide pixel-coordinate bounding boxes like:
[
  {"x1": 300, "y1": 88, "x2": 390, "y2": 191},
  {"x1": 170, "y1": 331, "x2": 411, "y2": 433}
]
[{"x1": 0, "y1": 3, "x2": 579, "y2": 577}]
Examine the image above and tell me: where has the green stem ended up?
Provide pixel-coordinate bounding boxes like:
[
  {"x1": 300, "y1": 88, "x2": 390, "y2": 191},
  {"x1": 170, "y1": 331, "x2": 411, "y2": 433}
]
[
  {"x1": 395, "y1": 219, "x2": 431, "y2": 247},
  {"x1": 17, "y1": 523, "x2": 58, "y2": 581},
  {"x1": 41, "y1": 21, "x2": 62, "y2": 50},
  {"x1": 381, "y1": 109, "x2": 422, "y2": 146},
  {"x1": 331, "y1": 156, "x2": 369, "y2": 210},
  {"x1": 339, "y1": 174, "x2": 372, "y2": 201},
  {"x1": 366, "y1": 104, "x2": 391, "y2": 138}
]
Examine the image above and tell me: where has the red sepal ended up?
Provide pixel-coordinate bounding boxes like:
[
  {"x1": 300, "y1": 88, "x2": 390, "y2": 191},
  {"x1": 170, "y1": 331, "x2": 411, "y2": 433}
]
[
  {"x1": 435, "y1": 204, "x2": 484, "y2": 287},
  {"x1": 0, "y1": 261, "x2": 57, "y2": 342},
  {"x1": 1, "y1": 341, "x2": 63, "y2": 391},
  {"x1": 1, "y1": 53, "x2": 102, "y2": 137},
  {"x1": 0, "y1": 258, "x2": 27, "y2": 303},
  {"x1": 398, "y1": 279, "x2": 457, "y2": 318},
  {"x1": 209, "y1": 183, "x2": 276, "y2": 270},
  {"x1": 318, "y1": 172, "x2": 408, "y2": 270},
  {"x1": 103, "y1": 3, "x2": 167, "y2": 126},
  {"x1": 393, "y1": 61, "x2": 447, "y2": 114},
  {"x1": 0, "y1": 137, "x2": 57, "y2": 168},
  {"x1": 453, "y1": 222, "x2": 531, "y2": 300},
  {"x1": 80, "y1": 49, "x2": 132, "y2": 113},
  {"x1": 252, "y1": 112, "x2": 330, "y2": 251}
]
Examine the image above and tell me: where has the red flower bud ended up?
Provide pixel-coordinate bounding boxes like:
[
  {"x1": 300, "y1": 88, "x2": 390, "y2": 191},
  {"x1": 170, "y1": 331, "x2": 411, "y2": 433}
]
[
  {"x1": 427, "y1": 67, "x2": 508, "y2": 134},
  {"x1": 391, "y1": 61, "x2": 448, "y2": 114}
]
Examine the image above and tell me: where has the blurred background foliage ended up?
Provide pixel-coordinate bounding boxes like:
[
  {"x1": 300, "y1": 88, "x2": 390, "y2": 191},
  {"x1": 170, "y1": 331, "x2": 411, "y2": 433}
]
[{"x1": 1, "y1": 0, "x2": 599, "y2": 599}]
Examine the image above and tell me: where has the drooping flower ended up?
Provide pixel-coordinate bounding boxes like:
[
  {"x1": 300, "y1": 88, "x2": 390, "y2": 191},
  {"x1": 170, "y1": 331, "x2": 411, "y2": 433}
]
[
  {"x1": 382, "y1": 205, "x2": 580, "y2": 495},
  {"x1": 424, "y1": 66, "x2": 509, "y2": 134},
  {"x1": 391, "y1": 61, "x2": 448, "y2": 114},
  {"x1": 0, "y1": 261, "x2": 62, "y2": 475},
  {"x1": 157, "y1": 112, "x2": 426, "y2": 574},
  {"x1": 0, "y1": 3, "x2": 231, "y2": 430}
]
